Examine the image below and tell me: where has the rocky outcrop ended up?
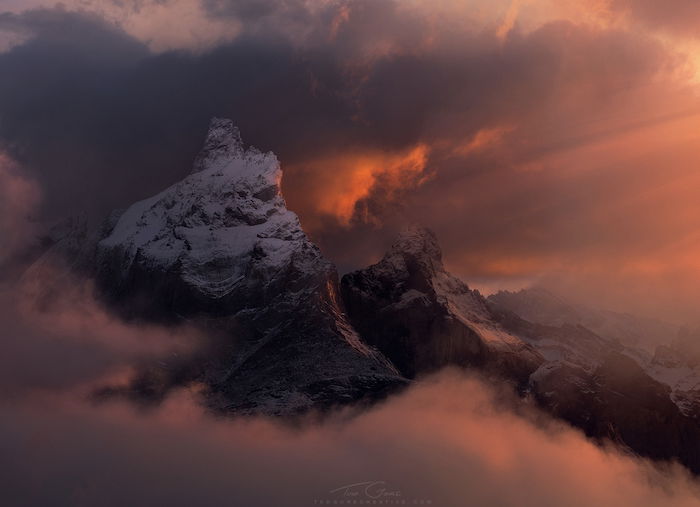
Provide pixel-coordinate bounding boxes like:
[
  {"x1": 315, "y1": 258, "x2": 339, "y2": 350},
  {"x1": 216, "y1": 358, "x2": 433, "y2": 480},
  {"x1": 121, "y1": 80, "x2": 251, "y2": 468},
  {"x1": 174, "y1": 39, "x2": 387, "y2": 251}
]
[{"x1": 341, "y1": 226, "x2": 543, "y2": 386}]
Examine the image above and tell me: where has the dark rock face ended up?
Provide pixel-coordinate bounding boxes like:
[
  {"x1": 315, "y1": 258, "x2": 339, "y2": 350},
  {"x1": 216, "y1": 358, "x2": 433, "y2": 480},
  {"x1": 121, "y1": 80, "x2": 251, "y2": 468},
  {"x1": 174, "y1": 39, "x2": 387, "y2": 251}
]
[
  {"x1": 341, "y1": 226, "x2": 543, "y2": 386},
  {"x1": 531, "y1": 353, "x2": 700, "y2": 472},
  {"x1": 91, "y1": 118, "x2": 405, "y2": 415}
]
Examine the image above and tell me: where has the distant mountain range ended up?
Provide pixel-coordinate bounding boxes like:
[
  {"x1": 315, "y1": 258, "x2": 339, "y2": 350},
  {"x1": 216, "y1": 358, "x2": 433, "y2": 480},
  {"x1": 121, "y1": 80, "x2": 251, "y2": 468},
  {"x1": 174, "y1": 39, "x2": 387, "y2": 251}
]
[{"x1": 25, "y1": 118, "x2": 700, "y2": 474}]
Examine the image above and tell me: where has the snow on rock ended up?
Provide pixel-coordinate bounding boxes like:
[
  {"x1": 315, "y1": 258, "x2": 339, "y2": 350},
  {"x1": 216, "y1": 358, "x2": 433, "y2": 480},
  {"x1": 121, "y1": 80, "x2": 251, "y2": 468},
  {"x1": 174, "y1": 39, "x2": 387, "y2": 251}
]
[
  {"x1": 98, "y1": 117, "x2": 324, "y2": 303},
  {"x1": 489, "y1": 287, "x2": 679, "y2": 354}
]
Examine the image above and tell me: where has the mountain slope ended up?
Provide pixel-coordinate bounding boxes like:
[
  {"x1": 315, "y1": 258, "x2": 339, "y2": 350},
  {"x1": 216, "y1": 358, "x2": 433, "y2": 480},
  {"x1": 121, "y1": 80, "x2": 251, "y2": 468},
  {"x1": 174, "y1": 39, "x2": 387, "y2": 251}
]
[
  {"x1": 489, "y1": 287, "x2": 679, "y2": 353},
  {"x1": 490, "y1": 287, "x2": 700, "y2": 419}
]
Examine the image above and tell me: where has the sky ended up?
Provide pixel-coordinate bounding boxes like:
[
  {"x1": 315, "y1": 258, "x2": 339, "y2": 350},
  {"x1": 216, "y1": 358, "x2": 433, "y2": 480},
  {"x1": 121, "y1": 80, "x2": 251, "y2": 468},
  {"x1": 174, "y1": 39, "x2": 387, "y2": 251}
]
[{"x1": 1, "y1": 0, "x2": 700, "y2": 324}]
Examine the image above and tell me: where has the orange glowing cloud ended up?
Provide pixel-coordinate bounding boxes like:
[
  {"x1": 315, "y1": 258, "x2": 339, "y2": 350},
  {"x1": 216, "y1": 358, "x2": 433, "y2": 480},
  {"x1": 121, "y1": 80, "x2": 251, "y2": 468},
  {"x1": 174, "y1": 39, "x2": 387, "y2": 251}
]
[
  {"x1": 4, "y1": 369, "x2": 700, "y2": 506},
  {"x1": 452, "y1": 126, "x2": 515, "y2": 157},
  {"x1": 437, "y1": 96, "x2": 700, "y2": 319},
  {"x1": 291, "y1": 144, "x2": 430, "y2": 226},
  {"x1": 496, "y1": 0, "x2": 522, "y2": 42}
]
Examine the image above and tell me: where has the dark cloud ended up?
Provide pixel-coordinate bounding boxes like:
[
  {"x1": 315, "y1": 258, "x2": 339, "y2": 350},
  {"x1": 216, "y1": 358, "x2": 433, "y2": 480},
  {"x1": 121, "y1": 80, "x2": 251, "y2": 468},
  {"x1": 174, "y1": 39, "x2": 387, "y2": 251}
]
[
  {"x1": 0, "y1": 1, "x2": 698, "y2": 322},
  {"x1": 0, "y1": 5, "x2": 362, "y2": 219},
  {"x1": 203, "y1": 0, "x2": 307, "y2": 23}
]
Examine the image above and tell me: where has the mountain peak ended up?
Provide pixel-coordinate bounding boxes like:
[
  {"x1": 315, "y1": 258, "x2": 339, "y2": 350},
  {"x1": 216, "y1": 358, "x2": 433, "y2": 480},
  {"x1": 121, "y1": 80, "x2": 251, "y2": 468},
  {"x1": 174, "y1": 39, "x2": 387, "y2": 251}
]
[
  {"x1": 384, "y1": 225, "x2": 444, "y2": 273},
  {"x1": 97, "y1": 119, "x2": 302, "y2": 306},
  {"x1": 192, "y1": 117, "x2": 245, "y2": 174}
]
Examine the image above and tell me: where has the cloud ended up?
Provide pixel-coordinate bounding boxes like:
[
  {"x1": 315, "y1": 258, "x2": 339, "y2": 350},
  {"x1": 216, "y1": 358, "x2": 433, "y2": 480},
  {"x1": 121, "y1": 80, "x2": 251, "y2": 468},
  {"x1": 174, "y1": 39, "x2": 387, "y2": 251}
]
[
  {"x1": 0, "y1": 266, "x2": 201, "y2": 397},
  {"x1": 1, "y1": 370, "x2": 699, "y2": 506},
  {"x1": 0, "y1": 153, "x2": 40, "y2": 264},
  {"x1": 1, "y1": 0, "x2": 242, "y2": 52},
  {"x1": 287, "y1": 143, "x2": 430, "y2": 226},
  {"x1": 497, "y1": 0, "x2": 522, "y2": 42},
  {"x1": 607, "y1": 0, "x2": 700, "y2": 37}
]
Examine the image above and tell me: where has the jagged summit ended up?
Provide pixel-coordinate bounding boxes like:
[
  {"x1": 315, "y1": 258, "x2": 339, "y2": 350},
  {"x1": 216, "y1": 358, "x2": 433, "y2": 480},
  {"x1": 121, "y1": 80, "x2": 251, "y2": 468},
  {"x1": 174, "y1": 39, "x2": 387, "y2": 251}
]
[
  {"x1": 192, "y1": 117, "x2": 244, "y2": 174},
  {"x1": 356, "y1": 226, "x2": 448, "y2": 294},
  {"x1": 383, "y1": 225, "x2": 444, "y2": 273},
  {"x1": 97, "y1": 119, "x2": 307, "y2": 307},
  {"x1": 341, "y1": 226, "x2": 542, "y2": 379},
  {"x1": 189, "y1": 118, "x2": 279, "y2": 196}
]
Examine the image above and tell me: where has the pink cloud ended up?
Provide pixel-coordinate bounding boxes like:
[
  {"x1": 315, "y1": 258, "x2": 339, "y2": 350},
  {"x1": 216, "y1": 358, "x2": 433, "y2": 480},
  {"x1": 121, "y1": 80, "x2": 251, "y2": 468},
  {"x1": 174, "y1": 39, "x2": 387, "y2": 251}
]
[
  {"x1": 0, "y1": 153, "x2": 40, "y2": 263},
  {"x1": 1, "y1": 370, "x2": 699, "y2": 506}
]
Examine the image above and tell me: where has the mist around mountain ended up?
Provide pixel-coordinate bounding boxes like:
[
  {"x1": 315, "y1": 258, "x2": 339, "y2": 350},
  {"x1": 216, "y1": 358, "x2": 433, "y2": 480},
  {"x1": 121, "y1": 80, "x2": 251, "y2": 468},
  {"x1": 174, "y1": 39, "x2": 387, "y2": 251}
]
[
  {"x1": 488, "y1": 286, "x2": 681, "y2": 354},
  {"x1": 7, "y1": 119, "x2": 700, "y2": 505}
]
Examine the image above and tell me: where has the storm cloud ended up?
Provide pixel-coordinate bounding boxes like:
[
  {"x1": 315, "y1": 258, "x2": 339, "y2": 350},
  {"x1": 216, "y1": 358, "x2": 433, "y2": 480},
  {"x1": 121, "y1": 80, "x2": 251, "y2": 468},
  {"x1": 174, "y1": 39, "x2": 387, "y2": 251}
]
[{"x1": 1, "y1": 0, "x2": 700, "y2": 321}]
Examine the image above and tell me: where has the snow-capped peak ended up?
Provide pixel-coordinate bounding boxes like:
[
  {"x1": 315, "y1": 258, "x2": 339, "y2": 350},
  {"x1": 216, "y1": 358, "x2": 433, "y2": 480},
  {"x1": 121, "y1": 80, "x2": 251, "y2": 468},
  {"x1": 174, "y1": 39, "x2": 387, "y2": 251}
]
[
  {"x1": 192, "y1": 117, "x2": 244, "y2": 173},
  {"x1": 382, "y1": 225, "x2": 444, "y2": 274},
  {"x1": 189, "y1": 118, "x2": 280, "y2": 195},
  {"x1": 97, "y1": 119, "x2": 319, "y2": 301}
]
